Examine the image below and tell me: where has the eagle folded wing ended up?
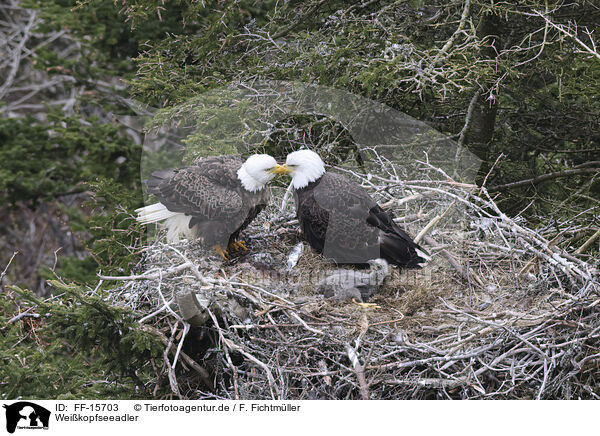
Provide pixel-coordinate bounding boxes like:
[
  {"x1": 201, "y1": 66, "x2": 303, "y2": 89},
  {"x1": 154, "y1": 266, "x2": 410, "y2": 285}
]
[
  {"x1": 148, "y1": 166, "x2": 244, "y2": 222},
  {"x1": 311, "y1": 173, "x2": 380, "y2": 259}
]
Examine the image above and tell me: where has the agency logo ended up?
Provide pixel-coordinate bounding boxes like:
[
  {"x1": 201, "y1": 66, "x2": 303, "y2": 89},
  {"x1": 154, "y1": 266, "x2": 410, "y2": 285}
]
[{"x1": 3, "y1": 402, "x2": 50, "y2": 434}]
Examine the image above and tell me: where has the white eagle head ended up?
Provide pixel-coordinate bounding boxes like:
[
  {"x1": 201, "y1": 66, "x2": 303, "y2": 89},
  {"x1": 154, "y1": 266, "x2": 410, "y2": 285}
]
[
  {"x1": 237, "y1": 154, "x2": 280, "y2": 192},
  {"x1": 283, "y1": 149, "x2": 326, "y2": 189}
]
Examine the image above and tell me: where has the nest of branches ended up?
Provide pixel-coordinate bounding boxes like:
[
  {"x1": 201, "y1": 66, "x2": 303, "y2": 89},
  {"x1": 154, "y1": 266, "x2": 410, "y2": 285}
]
[{"x1": 102, "y1": 162, "x2": 600, "y2": 400}]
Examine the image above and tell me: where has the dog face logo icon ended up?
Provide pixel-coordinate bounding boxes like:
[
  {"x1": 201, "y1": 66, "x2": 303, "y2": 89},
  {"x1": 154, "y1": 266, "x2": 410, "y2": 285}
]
[{"x1": 3, "y1": 402, "x2": 50, "y2": 433}]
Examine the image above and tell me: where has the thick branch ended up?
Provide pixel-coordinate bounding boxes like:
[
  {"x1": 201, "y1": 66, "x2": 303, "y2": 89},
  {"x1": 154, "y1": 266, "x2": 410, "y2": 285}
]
[{"x1": 488, "y1": 168, "x2": 599, "y2": 192}]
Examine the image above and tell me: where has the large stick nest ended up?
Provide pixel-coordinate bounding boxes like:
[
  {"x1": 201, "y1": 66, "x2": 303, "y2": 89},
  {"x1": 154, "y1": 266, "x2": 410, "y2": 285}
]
[{"x1": 103, "y1": 164, "x2": 600, "y2": 400}]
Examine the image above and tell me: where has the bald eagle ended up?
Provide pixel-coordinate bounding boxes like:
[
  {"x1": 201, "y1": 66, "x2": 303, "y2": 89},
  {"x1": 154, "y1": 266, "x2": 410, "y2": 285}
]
[
  {"x1": 316, "y1": 258, "x2": 390, "y2": 302},
  {"x1": 136, "y1": 154, "x2": 284, "y2": 258},
  {"x1": 280, "y1": 150, "x2": 428, "y2": 267}
]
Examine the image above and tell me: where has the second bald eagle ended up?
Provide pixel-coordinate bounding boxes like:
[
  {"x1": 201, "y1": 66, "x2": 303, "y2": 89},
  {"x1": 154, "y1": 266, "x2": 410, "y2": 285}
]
[
  {"x1": 280, "y1": 150, "x2": 428, "y2": 267},
  {"x1": 136, "y1": 154, "x2": 282, "y2": 258}
]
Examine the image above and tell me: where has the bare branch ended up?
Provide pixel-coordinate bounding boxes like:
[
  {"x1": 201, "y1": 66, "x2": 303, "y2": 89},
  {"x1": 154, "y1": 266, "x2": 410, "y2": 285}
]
[{"x1": 488, "y1": 167, "x2": 600, "y2": 192}]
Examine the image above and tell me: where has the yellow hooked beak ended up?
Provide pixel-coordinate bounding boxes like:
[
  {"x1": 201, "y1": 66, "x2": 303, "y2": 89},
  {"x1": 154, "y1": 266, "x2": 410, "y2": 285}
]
[{"x1": 270, "y1": 164, "x2": 291, "y2": 175}]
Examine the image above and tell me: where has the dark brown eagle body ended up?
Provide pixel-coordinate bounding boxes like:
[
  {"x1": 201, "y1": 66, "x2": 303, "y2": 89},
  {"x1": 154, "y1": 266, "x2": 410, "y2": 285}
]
[
  {"x1": 146, "y1": 155, "x2": 269, "y2": 247},
  {"x1": 294, "y1": 172, "x2": 425, "y2": 267}
]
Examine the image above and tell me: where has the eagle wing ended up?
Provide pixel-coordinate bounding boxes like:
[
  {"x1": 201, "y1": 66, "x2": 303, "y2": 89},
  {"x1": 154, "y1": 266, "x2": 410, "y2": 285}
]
[
  {"x1": 147, "y1": 165, "x2": 244, "y2": 222},
  {"x1": 191, "y1": 155, "x2": 243, "y2": 189},
  {"x1": 310, "y1": 173, "x2": 380, "y2": 261},
  {"x1": 313, "y1": 173, "x2": 376, "y2": 218}
]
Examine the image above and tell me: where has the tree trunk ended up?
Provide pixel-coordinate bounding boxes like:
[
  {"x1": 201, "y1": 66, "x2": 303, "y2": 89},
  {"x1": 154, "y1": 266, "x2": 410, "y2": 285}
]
[{"x1": 467, "y1": 11, "x2": 501, "y2": 168}]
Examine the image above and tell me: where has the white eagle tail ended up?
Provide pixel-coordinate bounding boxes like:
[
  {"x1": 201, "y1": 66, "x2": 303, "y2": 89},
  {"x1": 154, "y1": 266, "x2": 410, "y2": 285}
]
[
  {"x1": 135, "y1": 202, "x2": 196, "y2": 243},
  {"x1": 135, "y1": 202, "x2": 179, "y2": 224}
]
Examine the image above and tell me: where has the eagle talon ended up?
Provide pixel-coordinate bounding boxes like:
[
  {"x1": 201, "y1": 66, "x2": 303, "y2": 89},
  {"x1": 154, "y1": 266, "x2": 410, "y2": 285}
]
[
  {"x1": 212, "y1": 245, "x2": 230, "y2": 260},
  {"x1": 229, "y1": 240, "x2": 247, "y2": 252},
  {"x1": 352, "y1": 298, "x2": 380, "y2": 309}
]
